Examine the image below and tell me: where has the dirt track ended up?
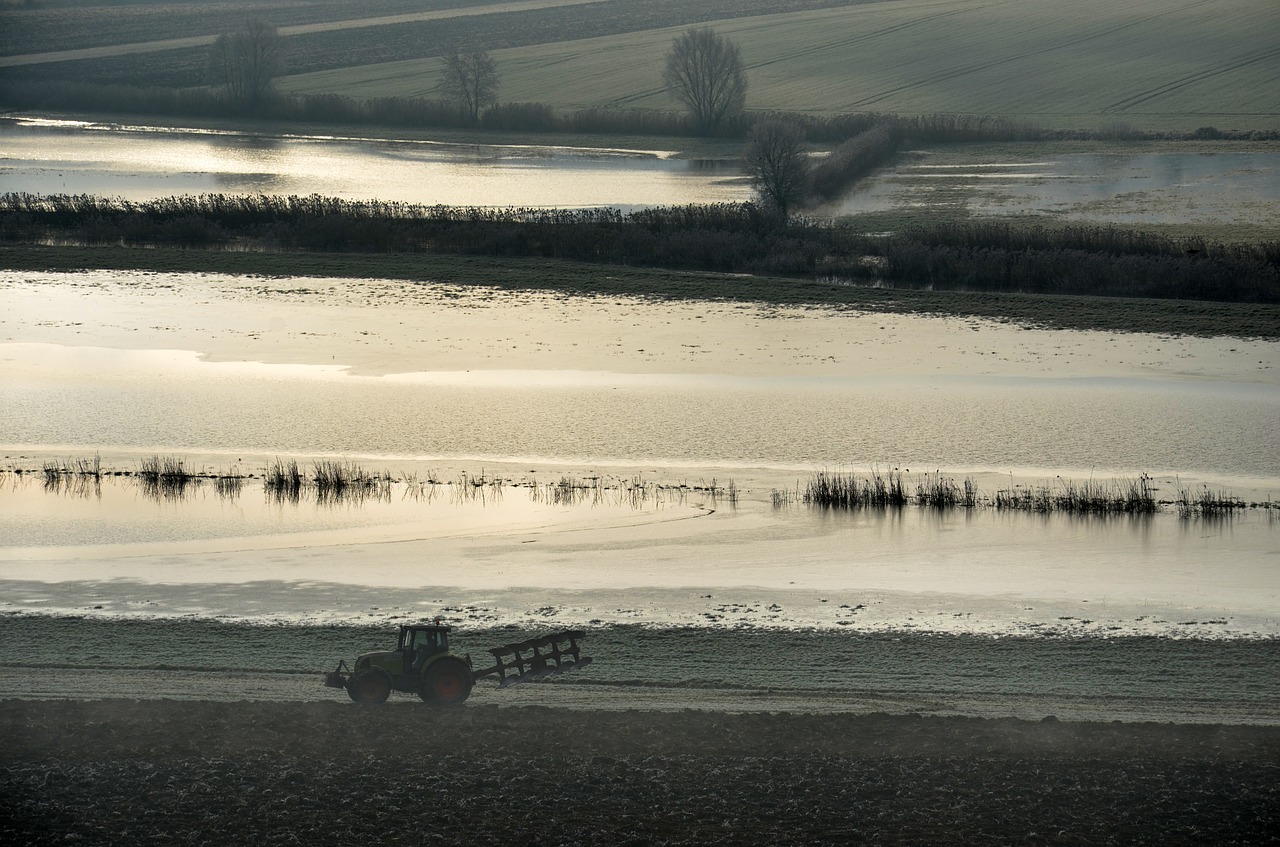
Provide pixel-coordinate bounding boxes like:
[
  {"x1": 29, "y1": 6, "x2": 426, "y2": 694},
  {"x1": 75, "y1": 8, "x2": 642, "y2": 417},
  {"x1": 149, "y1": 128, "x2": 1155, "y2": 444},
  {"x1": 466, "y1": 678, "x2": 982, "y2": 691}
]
[{"x1": 3, "y1": 700, "x2": 1277, "y2": 845}]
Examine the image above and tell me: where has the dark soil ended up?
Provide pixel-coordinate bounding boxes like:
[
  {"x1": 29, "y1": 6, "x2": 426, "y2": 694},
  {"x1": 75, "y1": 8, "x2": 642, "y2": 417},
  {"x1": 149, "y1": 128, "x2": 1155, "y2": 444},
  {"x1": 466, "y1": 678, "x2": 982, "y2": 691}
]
[{"x1": 2, "y1": 700, "x2": 1277, "y2": 845}]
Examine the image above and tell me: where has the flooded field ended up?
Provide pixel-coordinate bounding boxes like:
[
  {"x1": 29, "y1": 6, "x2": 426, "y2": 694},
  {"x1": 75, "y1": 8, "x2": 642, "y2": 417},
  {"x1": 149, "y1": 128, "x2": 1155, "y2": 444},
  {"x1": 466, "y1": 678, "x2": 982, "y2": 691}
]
[
  {"x1": 2, "y1": 121, "x2": 1278, "y2": 723},
  {"x1": 2, "y1": 268, "x2": 1277, "y2": 679},
  {"x1": 0, "y1": 116, "x2": 744, "y2": 209},
  {"x1": 6, "y1": 116, "x2": 1279, "y2": 229},
  {"x1": 826, "y1": 145, "x2": 1280, "y2": 228}
]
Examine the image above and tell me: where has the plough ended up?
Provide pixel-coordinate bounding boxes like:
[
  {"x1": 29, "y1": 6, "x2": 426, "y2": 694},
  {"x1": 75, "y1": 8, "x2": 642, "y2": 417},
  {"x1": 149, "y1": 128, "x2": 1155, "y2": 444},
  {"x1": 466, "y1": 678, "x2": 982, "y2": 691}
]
[
  {"x1": 323, "y1": 620, "x2": 591, "y2": 706},
  {"x1": 479, "y1": 630, "x2": 593, "y2": 687}
]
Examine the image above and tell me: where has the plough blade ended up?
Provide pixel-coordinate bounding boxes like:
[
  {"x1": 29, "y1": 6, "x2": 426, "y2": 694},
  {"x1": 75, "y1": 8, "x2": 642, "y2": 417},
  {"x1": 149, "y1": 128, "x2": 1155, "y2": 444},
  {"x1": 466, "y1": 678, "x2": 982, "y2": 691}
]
[{"x1": 476, "y1": 629, "x2": 591, "y2": 688}]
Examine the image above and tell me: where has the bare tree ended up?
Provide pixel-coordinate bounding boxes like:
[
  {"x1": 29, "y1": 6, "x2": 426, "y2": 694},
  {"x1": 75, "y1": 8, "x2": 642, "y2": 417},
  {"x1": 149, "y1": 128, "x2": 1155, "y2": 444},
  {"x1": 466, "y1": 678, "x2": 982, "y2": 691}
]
[
  {"x1": 662, "y1": 27, "x2": 747, "y2": 134},
  {"x1": 209, "y1": 19, "x2": 283, "y2": 111},
  {"x1": 743, "y1": 120, "x2": 810, "y2": 217},
  {"x1": 439, "y1": 49, "x2": 499, "y2": 125}
]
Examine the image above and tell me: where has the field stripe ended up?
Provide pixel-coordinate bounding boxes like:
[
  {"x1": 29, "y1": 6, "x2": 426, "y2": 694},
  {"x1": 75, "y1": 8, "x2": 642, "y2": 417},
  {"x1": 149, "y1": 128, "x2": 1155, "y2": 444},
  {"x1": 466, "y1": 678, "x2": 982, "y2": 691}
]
[
  {"x1": 839, "y1": 0, "x2": 1224, "y2": 109},
  {"x1": 1103, "y1": 45, "x2": 1280, "y2": 113},
  {"x1": 0, "y1": 0, "x2": 603, "y2": 68},
  {"x1": 577, "y1": 0, "x2": 995, "y2": 108}
]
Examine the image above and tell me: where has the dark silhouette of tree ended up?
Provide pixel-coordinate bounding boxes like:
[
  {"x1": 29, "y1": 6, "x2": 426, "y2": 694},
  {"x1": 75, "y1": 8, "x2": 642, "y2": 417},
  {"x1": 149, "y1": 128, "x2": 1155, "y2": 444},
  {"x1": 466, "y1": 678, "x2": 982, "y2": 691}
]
[
  {"x1": 662, "y1": 27, "x2": 746, "y2": 134},
  {"x1": 743, "y1": 120, "x2": 810, "y2": 217},
  {"x1": 208, "y1": 19, "x2": 282, "y2": 111},
  {"x1": 439, "y1": 49, "x2": 499, "y2": 125}
]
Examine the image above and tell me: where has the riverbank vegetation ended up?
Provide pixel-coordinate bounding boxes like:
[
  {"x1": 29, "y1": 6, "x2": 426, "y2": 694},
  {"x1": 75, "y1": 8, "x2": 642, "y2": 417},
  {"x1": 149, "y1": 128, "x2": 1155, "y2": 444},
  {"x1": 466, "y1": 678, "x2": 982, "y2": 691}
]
[
  {"x1": 4, "y1": 194, "x2": 1277, "y2": 308},
  {"x1": 4, "y1": 241, "x2": 1278, "y2": 339}
]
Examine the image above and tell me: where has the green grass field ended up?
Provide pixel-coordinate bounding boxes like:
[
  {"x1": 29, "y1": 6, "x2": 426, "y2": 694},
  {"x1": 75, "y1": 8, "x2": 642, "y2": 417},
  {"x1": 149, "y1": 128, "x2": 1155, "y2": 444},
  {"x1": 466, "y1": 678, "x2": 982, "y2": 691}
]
[{"x1": 278, "y1": 0, "x2": 1280, "y2": 131}]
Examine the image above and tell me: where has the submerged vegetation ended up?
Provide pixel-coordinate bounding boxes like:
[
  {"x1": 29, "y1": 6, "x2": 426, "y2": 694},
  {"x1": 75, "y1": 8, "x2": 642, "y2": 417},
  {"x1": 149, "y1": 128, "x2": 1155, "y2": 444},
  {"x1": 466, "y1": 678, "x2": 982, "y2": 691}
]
[
  {"x1": 263, "y1": 459, "x2": 394, "y2": 504},
  {"x1": 7, "y1": 455, "x2": 1274, "y2": 520},
  {"x1": 9, "y1": 456, "x2": 738, "y2": 509},
  {"x1": 1176, "y1": 486, "x2": 1249, "y2": 519},
  {"x1": 137, "y1": 454, "x2": 197, "y2": 500},
  {"x1": 783, "y1": 471, "x2": 1262, "y2": 518}
]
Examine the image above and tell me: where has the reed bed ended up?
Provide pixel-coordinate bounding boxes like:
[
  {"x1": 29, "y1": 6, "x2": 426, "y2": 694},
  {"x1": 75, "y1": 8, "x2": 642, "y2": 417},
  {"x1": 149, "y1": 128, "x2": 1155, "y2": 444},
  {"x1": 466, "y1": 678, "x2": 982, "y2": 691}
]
[
  {"x1": 263, "y1": 459, "x2": 392, "y2": 505},
  {"x1": 312, "y1": 460, "x2": 393, "y2": 505},
  {"x1": 915, "y1": 473, "x2": 978, "y2": 509},
  {"x1": 993, "y1": 476, "x2": 1158, "y2": 515},
  {"x1": 137, "y1": 455, "x2": 198, "y2": 501},
  {"x1": 1176, "y1": 486, "x2": 1248, "y2": 519},
  {"x1": 41, "y1": 455, "x2": 102, "y2": 485},
  {"x1": 804, "y1": 470, "x2": 908, "y2": 509},
  {"x1": 792, "y1": 471, "x2": 1182, "y2": 515},
  {"x1": 263, "y1": 459, "x2": 304, "y2": 503},
  {"x1": 985, "y1": 477, "x2": 1153, "y2": 514},
  {"x1": 6, "y1": 193, "x2": 1274, "y2": 304}
]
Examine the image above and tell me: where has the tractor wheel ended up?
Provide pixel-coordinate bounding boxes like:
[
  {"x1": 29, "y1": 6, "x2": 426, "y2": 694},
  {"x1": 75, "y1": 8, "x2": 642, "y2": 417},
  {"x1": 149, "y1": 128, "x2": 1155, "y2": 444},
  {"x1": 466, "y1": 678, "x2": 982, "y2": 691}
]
[
  {"x1": 347, "y1": 671, "x2": 391, "y2": 706},
  {"x1": 419, "y1": 656, "x2": 473, "y2": 706}
]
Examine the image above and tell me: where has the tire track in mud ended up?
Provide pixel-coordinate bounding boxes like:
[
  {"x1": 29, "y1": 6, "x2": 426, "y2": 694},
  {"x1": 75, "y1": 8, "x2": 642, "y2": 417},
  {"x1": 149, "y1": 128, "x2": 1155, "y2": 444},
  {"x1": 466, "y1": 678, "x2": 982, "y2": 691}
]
[
  {"x1": 1102, "y1": 44, "x2": 1280, "y2": 113},
  {"x1": 838, "y1": 0, "x2": 1225, "y2": 110}
]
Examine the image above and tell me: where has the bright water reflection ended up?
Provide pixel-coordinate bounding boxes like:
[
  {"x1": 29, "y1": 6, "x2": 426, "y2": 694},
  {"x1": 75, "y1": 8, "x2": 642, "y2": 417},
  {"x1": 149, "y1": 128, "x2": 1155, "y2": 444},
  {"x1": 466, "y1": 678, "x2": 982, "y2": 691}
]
[
  {"x1": 2, "y1": 343, "x2": 1277, "y2": 479},
  {"x1": 0, "y1": 117, "x2": 745, "y2": 208}
]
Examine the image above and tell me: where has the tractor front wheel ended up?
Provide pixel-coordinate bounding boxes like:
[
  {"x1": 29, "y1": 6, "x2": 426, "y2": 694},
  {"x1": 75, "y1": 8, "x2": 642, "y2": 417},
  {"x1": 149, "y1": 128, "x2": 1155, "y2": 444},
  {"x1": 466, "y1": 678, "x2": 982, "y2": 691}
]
[
  {"x1": 419, "y1": 656, "x2": 473, "y2": 706},
  {"x1": 347, "y1": 671, "x2": 391, "y2": 706}
]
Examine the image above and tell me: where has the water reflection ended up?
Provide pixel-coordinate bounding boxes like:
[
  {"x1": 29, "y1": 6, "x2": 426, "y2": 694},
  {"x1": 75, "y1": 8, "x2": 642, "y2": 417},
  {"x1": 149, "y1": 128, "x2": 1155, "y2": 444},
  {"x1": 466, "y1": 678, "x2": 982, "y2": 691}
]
[
  {"x1": 827, "y1": 150, "x2": 1280, "y2": 225},
  {"x1": 0, "y1": 117, "x2": 748, "y2": 208}
]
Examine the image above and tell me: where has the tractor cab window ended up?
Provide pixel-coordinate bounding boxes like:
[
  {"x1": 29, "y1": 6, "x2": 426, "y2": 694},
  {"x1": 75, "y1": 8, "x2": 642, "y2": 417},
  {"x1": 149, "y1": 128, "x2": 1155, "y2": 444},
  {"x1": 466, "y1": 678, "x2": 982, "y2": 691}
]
[{"x1": 408, "y1": 629, "x2": 447, "y2": 666}]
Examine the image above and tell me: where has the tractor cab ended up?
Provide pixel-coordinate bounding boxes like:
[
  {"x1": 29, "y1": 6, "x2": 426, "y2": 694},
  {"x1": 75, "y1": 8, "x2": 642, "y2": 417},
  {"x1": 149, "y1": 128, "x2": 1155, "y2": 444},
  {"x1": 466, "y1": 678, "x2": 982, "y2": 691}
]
[{"x1": 400, "y1": 622, "x2": 451, "y2": 670}]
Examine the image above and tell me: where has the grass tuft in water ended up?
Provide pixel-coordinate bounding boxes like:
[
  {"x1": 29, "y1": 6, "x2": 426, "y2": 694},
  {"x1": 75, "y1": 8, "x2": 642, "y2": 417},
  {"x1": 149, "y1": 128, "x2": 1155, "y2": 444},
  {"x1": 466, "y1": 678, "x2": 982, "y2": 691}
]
[
  {"x1": 1176, "y1": 485, "x2": 1248, "y2": 519},
  {"x1": 137, "y1": 455, "x2": 195, "y2": 500},
  {"x1": 804, "y1": 470, "x2": 908, "y2": 509},
  {"x1": 264, "y1": 459, "x2": 304, "y2": 503}
]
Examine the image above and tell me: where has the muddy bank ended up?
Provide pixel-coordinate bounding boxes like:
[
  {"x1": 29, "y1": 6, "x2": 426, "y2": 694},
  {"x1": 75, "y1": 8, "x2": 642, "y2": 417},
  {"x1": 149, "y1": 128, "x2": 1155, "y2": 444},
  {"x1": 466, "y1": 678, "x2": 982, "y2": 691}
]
[{"x1": 2, "y1": 700, "x2": 1277, "y2": 845}]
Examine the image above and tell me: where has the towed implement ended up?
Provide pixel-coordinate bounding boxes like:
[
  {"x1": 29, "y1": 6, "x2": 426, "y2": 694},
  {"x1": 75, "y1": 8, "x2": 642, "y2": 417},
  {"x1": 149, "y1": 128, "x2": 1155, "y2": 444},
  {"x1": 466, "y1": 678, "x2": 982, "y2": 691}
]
[{"x1": 324, "y1": 620, "x2": 591, "y2": 706}]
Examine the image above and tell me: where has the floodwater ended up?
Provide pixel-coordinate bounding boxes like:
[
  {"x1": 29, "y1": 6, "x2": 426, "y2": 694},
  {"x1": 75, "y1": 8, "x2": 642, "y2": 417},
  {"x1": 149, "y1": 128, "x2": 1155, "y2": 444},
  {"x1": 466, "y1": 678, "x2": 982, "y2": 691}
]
[
  {"x1": 3, "y1": 120, "x2": 1279, "y2": 717},
  {"x1": 0, "y1": 116, "x2": 745, "y2": 208},
  {"x1": 826, "y1": 148, "x2": 1280, "y2": 226},
  {"x1": 2, "y1": 341, "x2": 1277, "y2": 478},
  {"x1": 2, "y1": 269, "x2": 1278, "y2": 655}
]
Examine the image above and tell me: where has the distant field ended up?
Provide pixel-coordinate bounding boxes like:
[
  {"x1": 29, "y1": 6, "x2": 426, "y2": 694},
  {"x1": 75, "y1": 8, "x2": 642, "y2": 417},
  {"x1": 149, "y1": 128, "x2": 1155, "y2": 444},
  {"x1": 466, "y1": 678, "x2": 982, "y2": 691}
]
[
  {"x1": 0, "y1": 0, "x2": 865, "y2": 86},
  {"x1": 280, "y1": 0, "x2": 1280, "y2": 131}
]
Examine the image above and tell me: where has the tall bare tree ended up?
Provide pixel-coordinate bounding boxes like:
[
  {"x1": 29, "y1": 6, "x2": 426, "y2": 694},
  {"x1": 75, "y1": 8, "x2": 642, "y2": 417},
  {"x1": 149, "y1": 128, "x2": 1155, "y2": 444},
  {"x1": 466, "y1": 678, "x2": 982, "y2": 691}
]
[
  {"x1": 742, "y1": 120, "x2": 810, "y2": 217},
  {"x1": 662, "y1": 27, "x2": 747, "y2": 134},
  {"x1": 209, "y1": 19, "x2": 283, "y2": 111},
  {"x1": 439, "y1": 49, "x2": 499, "y2": 125}
]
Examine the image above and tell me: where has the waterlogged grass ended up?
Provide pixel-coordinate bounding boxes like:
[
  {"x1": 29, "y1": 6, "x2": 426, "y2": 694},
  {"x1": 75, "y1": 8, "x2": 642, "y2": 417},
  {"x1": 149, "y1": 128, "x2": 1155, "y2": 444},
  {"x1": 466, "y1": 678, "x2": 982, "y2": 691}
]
[
  {"x1": 12, "y1": 456, "x2": 738, "y2": 510},
  {"x1": 5, "y1": 244, "x2": 1278, "y2": 339},
  {"x1": 136, "y1": 454, "x2": 197, "y2": 500},
  {"x1": 786, "y1": 471, "x2": 1264, "y2": 517},
  {"x1": 1176, "y1": 485, "x2": 1250, "y2": 519}
]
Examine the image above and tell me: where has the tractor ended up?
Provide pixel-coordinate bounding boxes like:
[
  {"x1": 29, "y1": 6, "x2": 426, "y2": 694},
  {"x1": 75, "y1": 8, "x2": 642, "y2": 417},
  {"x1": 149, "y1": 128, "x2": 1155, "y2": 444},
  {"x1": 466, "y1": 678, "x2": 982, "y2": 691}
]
[{"x1": 323, "y1": 620, "x2": 590, "y2": 706}]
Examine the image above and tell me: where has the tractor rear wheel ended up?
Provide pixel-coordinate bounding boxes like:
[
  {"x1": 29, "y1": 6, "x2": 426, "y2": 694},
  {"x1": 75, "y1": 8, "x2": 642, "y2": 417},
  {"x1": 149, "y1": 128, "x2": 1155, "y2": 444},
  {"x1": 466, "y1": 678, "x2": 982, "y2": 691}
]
[
  {"x1": 347, "y1": 671, "x2": 391, "y2": 705},
  {"x1": 419, "y1": 656, "x2": 473, "y2": 706}
]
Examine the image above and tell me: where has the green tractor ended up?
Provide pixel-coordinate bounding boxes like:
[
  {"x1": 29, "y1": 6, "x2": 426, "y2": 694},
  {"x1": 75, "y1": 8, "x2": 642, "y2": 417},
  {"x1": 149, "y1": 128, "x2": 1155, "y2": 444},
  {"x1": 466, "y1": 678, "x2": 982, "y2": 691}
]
[{"x1": 323, "y1": 620, "x2": 590, "y2": 706}]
